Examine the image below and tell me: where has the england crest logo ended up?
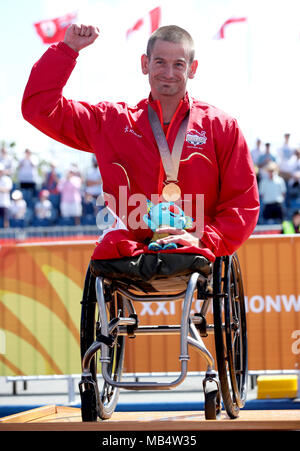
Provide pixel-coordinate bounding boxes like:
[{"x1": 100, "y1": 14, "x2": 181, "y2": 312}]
[{"x1": 186, "y1": 129, "x2": 207, "y2": 147}]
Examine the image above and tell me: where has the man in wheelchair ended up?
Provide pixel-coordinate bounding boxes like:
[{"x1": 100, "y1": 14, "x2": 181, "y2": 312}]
[{"x1": 22, "y1": 24, "x2": 260, "y2": 421}]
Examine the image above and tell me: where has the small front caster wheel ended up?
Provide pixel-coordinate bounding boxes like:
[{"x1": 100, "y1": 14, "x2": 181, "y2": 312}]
[{"x1": 204, "y1": 389, "x2": 221, "y2": 420}]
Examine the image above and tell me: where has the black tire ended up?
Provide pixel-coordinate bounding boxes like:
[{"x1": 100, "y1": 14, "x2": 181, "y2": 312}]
[
  {"x1": 204, "y1": 390, "x2": 221, "y2": 420},
  {"x1": 80, "y1": 267, "x2": 125, "y2": 420},
  {"x1": 213, "y1": 255, "x2": 248, "y2": 419},
  {"x1": 80, "y1": 379, "x2": 99, "y2": 422}
]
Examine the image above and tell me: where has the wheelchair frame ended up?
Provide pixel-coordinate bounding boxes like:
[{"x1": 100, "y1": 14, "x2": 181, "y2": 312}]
[{"x1": 79, "y1": 254, "x2": 248, "y2": 421}]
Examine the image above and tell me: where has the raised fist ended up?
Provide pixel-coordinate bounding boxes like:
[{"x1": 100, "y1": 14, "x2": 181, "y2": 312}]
[{"x1": 64, "y1": 24, "x2": 100, "y2": 52}]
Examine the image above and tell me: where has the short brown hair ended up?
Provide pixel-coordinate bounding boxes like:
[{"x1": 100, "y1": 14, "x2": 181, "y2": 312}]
[{"x1": 146, "y1": 25, "x2": 195, "y2": 64}]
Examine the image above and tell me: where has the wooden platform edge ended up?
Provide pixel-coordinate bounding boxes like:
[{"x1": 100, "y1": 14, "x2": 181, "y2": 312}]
[
  {"x1": 0, "y1": 405, "x2": 58, "y2": 423},
  {"x1": 1, "y1": 406, "x2": 300, "y2": 431},
  {"x1": 0, "y1": 405, "x2": 79, "y2": 424}
]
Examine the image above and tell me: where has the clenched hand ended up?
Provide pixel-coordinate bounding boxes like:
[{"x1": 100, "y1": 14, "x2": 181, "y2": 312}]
[{"x1": 64, "y1": 24, "x2": 100, "y2": 52}]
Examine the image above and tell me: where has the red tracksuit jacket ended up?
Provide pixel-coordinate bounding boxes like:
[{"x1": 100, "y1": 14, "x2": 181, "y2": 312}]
[{"x1": 22, "y1": 42, "x2": 260, "y2": 262}]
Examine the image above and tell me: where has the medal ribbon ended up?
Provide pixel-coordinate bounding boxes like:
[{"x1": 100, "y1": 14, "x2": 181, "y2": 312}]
[{"x1": 148, "y1": 104, "x2": 190, "y2": 184}]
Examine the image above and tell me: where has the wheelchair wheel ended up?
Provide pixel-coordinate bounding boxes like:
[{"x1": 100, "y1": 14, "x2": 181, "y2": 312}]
[
  {"x1": 80, "y1": 268, "x2": 125, "y2": 420},
  {"x1": 213, "y1": 254, "x2": 248, "y2": 419}
]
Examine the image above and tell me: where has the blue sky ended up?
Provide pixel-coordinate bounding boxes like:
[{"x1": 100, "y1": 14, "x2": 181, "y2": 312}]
[{"x1": 1, "y1": 0, "x2": 300, "y2": 171}]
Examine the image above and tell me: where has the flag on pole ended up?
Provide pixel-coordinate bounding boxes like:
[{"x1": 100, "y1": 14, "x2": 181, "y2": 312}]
[
  {"x1": 34, "y1": 12, "x2": 77, "y2": 44},
  {"x1": 214, "y1": 17, "x2": 247, "y2": 39},
  {"x1": 126, "y1": 6, "x2": 161, "y2": 38}
]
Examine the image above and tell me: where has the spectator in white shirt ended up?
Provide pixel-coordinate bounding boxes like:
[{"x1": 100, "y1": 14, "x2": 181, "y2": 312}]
[
  {"x1": 34, "y1": 189, "x2": 53, "y2": 225},
  {"x1": 259, "y1": 162, "x2": 287, "y2": 222},
  {"x1": 282, "y1": 148, "x2": 300, "y2": 179},
  {"x1": 251, "y1": 138, "x2": 263, "y2": 166},
  {"x1": 84, "y1": 157, "x2": 103, "y2": 199},
  {"x1": 17, "y1": 148, "x2": 38, "y2": 197},
  {"x1": 0, "y1": 162, "x2": 13, "y2": 227},
  {"x1": 277, "y1": 133, "x2": 294, "y2": 168},
  {"x1": 0, "y1": 145, "x2": 14, "y2": 176},
  {"x1": 10, "y1": 190, "x2": 27, "y2": 225}
]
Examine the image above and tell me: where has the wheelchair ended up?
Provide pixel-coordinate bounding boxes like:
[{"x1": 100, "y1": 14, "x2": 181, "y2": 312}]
[{"x1": 79, "y1": 252, "x2": 248, "y2": 421}]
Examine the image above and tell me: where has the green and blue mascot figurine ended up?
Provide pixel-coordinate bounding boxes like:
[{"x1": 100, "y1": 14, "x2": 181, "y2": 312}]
[{"x1": 143, "y1": 200, "x2": 193, "y2": 251}]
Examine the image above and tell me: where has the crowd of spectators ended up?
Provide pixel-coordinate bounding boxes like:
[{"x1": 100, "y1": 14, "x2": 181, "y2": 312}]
[
  {"x1": 251, "y1": 134, "x2": 300, "y2": 228},
  {"x1": 0, "y1": 134, "x2": 299, "y2": 232},
  {"x1": 0, "y1": 146, "x2": 103, "y2": 228}
]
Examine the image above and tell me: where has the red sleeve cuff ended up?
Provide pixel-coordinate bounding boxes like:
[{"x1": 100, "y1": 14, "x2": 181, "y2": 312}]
[{"x1": 56, "y1": 41, "x2": 79, "y2": 60}]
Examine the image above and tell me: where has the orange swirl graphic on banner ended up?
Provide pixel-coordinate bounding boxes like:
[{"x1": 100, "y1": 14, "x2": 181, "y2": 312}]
[
  {"x1": 0, "y1": 241, "x2": 94, "y2": 376},
  {"x1": 0, "y1": 303, "x2": 62, "y2": 374}
]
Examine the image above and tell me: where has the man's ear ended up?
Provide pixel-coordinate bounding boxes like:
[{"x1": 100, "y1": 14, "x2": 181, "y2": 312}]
[
  {"x1": 141, "y1": 53, "x2": 149, "y2": 75},
  {"x1": 188, "y1": 60, "x2": 198, "y2": 79}
]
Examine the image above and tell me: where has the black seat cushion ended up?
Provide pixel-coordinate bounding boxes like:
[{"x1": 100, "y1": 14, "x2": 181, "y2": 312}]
[{"x1": 90, "y1": 253, "x2": 212, "y2": 293}]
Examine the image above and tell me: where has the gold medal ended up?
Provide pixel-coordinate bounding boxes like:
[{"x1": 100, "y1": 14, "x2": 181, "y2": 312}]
[{"x1": 162, "y1": 183, "x2": 181, "y2": 202}]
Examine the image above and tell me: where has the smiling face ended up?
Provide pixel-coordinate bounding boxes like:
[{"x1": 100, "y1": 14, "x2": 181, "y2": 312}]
[{"x1": 141, "y1": 39, "x2": 198, "y2": 102}]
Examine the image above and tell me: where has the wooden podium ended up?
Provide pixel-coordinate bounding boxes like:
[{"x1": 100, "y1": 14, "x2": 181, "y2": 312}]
[{"x1": 1, "y1": 405, "x2": 300, "y2": 431}]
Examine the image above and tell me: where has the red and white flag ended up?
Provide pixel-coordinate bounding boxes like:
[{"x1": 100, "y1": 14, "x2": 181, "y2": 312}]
[
  {"x1": 126, "y1": 6, "x2": 161, "y2": 38},
  {"x1": 214, "y1": 17, "x2": 247, "y2": 39},
  {"x1": 34, "y1": 12, "x2": 77, "y2": 44}
]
